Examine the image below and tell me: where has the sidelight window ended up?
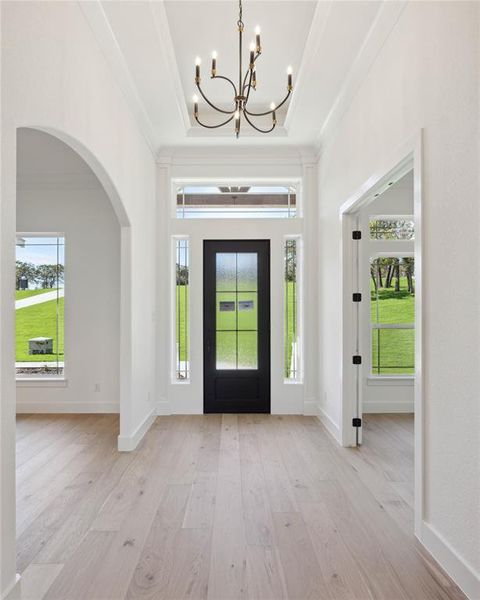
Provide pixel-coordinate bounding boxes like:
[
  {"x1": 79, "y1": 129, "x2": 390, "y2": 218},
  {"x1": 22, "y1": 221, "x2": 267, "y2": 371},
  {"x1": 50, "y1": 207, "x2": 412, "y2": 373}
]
[
  {"x1": 174, "y1": 237, "x2": 189, "y2": 380},
  {"x1": 284, "y1": 237, "x2": 301, "y2": 381}
]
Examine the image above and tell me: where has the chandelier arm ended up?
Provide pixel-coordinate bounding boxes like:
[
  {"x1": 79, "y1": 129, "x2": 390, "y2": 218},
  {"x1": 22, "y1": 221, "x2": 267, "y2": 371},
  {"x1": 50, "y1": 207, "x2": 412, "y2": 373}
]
[
  {"x1": 196, "y1": 83, "x2": 236, "y2": 115},
  {"x1": 242, "y1": 53, "x2": 260, "y2": 93},
  {"x1": 244, "y1": 90, "x2": 291, "y2": 117},
  {"x1": 242, "y1": 110, "x2": 276, "y2": 134},
  {"x1": 211, "y1": 75, "x2": 238, "y2": 97},
  {"x1": 243, "y1": 69, "x2": 254, "y2": 106},
  {"x1": 195, "y1": 114, "x2": 235, "y2": 129}
]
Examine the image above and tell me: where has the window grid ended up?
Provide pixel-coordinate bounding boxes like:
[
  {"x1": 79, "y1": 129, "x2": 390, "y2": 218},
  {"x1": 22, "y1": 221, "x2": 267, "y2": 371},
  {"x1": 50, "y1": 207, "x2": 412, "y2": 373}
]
[
  {"x1": 175, "y1": 238, "x2": 189, "y2": 380},
  {"x1": 284, "y1": 238, "x2": 299, "y2": 380},
  {"x1": 370, "y1": 256, "x2": 415, "y2": 375}
]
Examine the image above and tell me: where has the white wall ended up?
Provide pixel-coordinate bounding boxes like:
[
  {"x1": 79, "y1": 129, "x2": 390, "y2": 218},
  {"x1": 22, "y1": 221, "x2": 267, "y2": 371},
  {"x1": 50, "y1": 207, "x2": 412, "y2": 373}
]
[
  {"x1": 16, "y1": 174, "x2": 120, "y2": 413},
  {"x1": 1, "y1": 2, "x2": 156, "y2": 595},
  {"x1": 156, "y1": 152, "x2": 318, "y2": 417},
  {"x1": 317, "y1": 1, "x2": 479, "y2": 595}
]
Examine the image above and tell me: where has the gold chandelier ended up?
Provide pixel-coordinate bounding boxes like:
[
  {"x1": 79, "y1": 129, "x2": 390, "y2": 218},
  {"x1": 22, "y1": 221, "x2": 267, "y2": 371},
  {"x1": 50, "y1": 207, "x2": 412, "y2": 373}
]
[{"x1": 193, "y1": 0, "x2": 293, "y2": 138}]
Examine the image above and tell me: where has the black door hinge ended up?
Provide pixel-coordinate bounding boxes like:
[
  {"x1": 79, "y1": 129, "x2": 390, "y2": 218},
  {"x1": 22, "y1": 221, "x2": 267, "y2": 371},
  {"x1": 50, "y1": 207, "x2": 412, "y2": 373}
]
[
  {"x1": 352, "y1": 417, "x2": 362, "y2": 427},
  {"x1": 352, "y1": 293, "x2": 362, "y2": 302},
  {"x1": 352, "y1": 355, "x2": 362, "y2": 365},
  {"x1": 352, "y1": 230, "x2": 362, "y2": 240}
]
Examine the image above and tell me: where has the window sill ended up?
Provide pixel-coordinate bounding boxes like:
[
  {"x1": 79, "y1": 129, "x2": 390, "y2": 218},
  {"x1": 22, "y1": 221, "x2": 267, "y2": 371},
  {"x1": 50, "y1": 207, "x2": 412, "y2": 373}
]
[
  {"x1": 16, "y1": 378, "x2": 68, "y2": 388},
  {"x1": 367, "y1": 376, "x2": 414, "y2": 386},
  {"x1": 284, "y1": 379, "x2": 303, "y2": 385}
]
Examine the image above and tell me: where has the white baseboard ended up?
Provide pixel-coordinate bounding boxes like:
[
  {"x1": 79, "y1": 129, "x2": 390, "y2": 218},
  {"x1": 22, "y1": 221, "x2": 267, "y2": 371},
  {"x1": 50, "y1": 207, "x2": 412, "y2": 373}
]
[
  {"x1": 317, "y1": 405, "x2": 341, "y2": 444},
  {"x1": 421, "y1": 521, "x2": 480, "y2": 599},
  {"x1": 363, "y1": 400, "x2": 414, "y2": 413},
  {"x1": 1, "y1": 574, "x2": 20, "y2": 600},
  {"x1": 156, "y1": 398, "x2": 171, "y2": 415},
  {"x1": 303, "y1": 398, "x2": 318, "y2": 416},
  {"x1": 117, "y1": 407, "x2": 156, "y2": 452},
  {"x1": 16, "y1": 401, "x2": 119, "y2": 413}
]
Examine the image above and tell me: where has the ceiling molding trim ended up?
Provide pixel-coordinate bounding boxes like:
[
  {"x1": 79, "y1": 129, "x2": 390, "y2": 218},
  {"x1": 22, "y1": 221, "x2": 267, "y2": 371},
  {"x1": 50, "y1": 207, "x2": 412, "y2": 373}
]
[
  {"x1": 283, "y1": 0, "x2": 333, "y2": 132},
  {"x1": 149, "y1": 1, "x2": 191, "y2": 135},
  {"x1": 79, "y1": 0, "x2": 158, "y2": 158},
  {"x1": 186, "y1": 125, "x2": 288, "y2": 139},
  {"x1": 315, "y1": 1, "x2": 408, "y2": 156}
]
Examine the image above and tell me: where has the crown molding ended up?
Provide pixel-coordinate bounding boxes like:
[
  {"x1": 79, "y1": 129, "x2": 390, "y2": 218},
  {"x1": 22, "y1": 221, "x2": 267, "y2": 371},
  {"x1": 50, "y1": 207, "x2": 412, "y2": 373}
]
[
  {"x1": 156, "y1": 146, "x2": 310, "y2": 168},
  {"x1": 283, "y1": 0, "x2": 333, "y2": 133},
  {"x1": 149, "y1": 1, "x2": 191, "y2": 133},
  {"x1": 79, "y1": 0, "x2": 158, "y2": 158},
  {"x1": 314, "y1": 1, "x2": 408, "y2": 155}
]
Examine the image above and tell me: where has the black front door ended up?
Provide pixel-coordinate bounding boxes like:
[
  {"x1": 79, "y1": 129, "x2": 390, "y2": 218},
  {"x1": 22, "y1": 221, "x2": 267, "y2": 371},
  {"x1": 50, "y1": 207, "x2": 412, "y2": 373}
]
[{"x1": 204, "y1": 240, "x2": 270, "y2": 413}]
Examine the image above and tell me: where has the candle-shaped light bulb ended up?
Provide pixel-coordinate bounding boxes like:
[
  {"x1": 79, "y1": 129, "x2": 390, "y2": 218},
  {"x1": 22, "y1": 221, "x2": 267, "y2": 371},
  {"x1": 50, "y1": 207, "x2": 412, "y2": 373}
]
[
  {"x1": 234, "y1": 110, "x2": 240, "y2": 121},
  {"x1": 255, "y1": 25, "x2": 261, "y2": 53},
  {"x1": 287, "y1": 65, "x2": 293, "y2": 90},
  {"x1": 270, "y1": 102, "x2": 277, "y2": 124},
  {"x1": 193, "y1": 94, "x2": 199, "y2": 116},
  {"x1": 195, "y1": 56, "x2": 201, "y2": 82},
  {"x1": 211, "y1": 51, "x2": 217, "y2": 76},
  {"x1": 249, "y1": 42, "x2": 255, "y2": 68}
]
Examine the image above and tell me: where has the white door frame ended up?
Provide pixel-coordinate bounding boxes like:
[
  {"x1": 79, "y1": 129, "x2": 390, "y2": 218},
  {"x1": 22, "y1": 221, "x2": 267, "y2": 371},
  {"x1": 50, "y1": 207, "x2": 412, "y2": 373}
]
[{"x1": 339, "y1": 131, "x2": 424, "y2": 537}]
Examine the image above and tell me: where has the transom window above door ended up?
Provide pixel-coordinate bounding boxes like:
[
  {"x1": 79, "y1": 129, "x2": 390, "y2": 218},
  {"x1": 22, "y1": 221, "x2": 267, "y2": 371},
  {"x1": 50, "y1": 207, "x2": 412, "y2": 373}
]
[{"x1": 176, "y1": 185, "x2": 298, "y2": 219}]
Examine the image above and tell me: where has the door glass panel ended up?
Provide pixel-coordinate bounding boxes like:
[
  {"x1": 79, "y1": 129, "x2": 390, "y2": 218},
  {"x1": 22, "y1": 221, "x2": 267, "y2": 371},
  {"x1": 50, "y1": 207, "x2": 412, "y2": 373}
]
[
  {"x1": 215, "y1": 252, "x2": 258, "y2": 370},
  {"x1": 238, "y1": 332, "x2": 258, "y2": 369},
  {"x1": 216, "y1": 331, "x2": 237, "y2": 369},
  {"x1": 216, "y1": 292, "x2": 236, "y2": 330},
  {"x1": 237, "y1": 292, "x2": 257, "y2": 330},
  {"x1": 216, "y1": 253, "x2": 237, "y2": 291},
  {"x1": 237, "y1": 253, "x2": 258, "y2": 291}
]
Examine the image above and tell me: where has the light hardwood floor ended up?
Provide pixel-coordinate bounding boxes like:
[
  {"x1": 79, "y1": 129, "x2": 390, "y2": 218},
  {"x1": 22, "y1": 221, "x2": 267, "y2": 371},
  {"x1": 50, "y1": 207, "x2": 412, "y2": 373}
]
[{"x1": 16, "y1": 413, "x2": 465, "y2": 600}]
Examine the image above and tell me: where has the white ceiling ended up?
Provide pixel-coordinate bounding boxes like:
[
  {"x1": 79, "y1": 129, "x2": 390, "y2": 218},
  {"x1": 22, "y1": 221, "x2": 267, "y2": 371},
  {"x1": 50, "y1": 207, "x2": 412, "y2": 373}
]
[{"x1": 80, "y1": 0, "x2": 402, "y2": 154}]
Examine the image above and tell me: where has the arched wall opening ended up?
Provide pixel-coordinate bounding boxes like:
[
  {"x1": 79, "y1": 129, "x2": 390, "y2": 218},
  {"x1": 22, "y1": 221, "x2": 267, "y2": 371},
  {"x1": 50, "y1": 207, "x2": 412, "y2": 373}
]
[{"x1": 15, "y1": 127, "x2": 129, "y2": 416}]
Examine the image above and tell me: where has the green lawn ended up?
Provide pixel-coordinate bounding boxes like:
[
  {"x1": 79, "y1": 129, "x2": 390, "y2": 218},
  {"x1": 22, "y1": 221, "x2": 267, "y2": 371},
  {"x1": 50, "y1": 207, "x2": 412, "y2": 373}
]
[
  {"x1": 371, "y1": 276, "x2": 415, "y2": 374},
  {"x1": 16, "y1": 297, "x2": 64, "y2": 362},
  {"x1": 176, "y1": 283, "x2": 297, "y2": 376},
  {"x1": 15, "y1": 288, "x2": 57, "y2": 300}
]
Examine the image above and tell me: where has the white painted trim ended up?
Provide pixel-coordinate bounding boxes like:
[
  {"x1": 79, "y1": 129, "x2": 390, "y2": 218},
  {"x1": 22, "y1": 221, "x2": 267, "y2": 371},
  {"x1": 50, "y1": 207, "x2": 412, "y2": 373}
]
[
  {"x1": 315, "y1": 1, "x2": 407, "y2": 153},
  {"x1": 1, "y1": 574, "x2": 20, "y2": 600},
  {"x1": 363, "y1": 401, "x2": 413, "y2": 413},
  {"x1": 317, "y1": 406, "x2": 341, "y2": 444},
  {"x1": 339, "y1": 131, "x2": 424, "y2": 538},
  {"x1": 16, "y1": 401, "x2": 119, "y2": 414},
  {"x1": 367, "y1": 376, "x2": 414, "y2": 386},
  {"x1": 117, "y1": 407, "x2": 156, "y2": 452},
  {"x1": 421, "y1": 522, "x2": 480, "y2": 600},
  {"x1": 156, "y1": 398, "x2": 171, "y2": 416},
  {"x1": 78, "y1": 1, "x2": 157, "y2": 158},
  {"x1": 16, "y1": 378, "x2": 68, "y2": 388},
  {"x1": 149, "y1": 2, "x2": 191, "y2": 134},
  {"x1": 303, "y1": 398, "x2": 318, "y2": 416}
]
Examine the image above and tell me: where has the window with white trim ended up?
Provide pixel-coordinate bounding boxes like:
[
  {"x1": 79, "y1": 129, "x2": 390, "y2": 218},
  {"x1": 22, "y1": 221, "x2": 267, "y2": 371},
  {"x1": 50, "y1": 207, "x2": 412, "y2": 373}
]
[
  {"x1": 174, "y1": 237, "x2": 189, "y2": 380},
  {"x1": 284, "y1": 237, "x2": 301, "y2": 381},
  {"x1": 15, "y1": 235, "x2": 65, "y2": 378},
  {"x1": 370, "y1": 256, "x2": 415, "y2": 375},
  {"x1": 176, "y1": 185, "x2": 298, "y2": 219}
]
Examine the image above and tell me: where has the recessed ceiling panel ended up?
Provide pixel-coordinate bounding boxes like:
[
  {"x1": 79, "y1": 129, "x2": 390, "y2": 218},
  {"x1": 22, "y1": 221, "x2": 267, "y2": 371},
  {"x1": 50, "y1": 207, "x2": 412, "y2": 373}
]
[{"x1": 165, "y1": 0, "x2": 317, "y2": 124}]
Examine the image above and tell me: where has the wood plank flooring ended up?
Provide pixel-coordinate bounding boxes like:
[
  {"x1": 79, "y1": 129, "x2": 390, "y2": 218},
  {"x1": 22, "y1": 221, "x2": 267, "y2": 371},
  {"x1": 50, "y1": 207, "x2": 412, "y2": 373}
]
[{"x1": 16, "y1": 413, "x2": 465, "y2": 600}]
